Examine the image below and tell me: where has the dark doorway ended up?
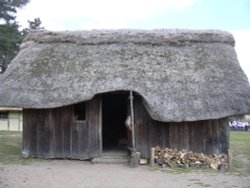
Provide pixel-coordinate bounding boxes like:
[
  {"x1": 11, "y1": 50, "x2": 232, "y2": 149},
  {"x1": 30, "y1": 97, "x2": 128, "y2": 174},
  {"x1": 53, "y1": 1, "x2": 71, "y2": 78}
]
[{"x1": 102, "y1": 92, "x2": 129, "y2": 149}]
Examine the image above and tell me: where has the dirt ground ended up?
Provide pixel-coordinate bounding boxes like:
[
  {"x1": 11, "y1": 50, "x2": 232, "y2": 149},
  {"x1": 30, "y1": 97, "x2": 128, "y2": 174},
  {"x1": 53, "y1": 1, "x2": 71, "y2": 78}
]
[{"x1": 0, "y1": 160, "x2": 249, "y2": 188}]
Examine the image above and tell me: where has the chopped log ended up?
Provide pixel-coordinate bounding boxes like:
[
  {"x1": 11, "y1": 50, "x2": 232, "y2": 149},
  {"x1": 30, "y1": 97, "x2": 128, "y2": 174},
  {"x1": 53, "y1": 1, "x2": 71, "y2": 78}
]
[{"x1": 153, "y1": 147, "x2": 229, "y2": 170}]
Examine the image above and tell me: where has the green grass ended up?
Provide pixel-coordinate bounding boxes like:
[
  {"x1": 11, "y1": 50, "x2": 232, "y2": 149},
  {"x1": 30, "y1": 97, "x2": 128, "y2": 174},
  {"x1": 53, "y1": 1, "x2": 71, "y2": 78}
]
[
  {"x1": 230, "y1": 131, "x2": 250, "y2": 175},
  {"x1": 193, "y1": 182, "x2": 212, "y2": 187},
  {"x1": 0, "y1": 131, "x2": 32, "y2": 164},
  {"x1": 0, "y1": 130, "x2": 249, "y2": 173},
  {"x1": 230, "y1": 131, "x2": 250, "y2": 158}
]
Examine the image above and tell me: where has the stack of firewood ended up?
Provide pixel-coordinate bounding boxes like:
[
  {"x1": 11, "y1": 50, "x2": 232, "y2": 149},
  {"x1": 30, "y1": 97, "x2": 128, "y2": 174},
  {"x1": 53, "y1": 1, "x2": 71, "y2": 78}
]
[{"x1": 153, "y1": 146, "x2": 229, "y2": 170}]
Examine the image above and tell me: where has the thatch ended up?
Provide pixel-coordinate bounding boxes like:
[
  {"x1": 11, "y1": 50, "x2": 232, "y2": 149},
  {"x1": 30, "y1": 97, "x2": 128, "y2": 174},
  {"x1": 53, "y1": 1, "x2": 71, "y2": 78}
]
[{"x1": 0, "y1": 29, "x2": 249, "y2": 122}]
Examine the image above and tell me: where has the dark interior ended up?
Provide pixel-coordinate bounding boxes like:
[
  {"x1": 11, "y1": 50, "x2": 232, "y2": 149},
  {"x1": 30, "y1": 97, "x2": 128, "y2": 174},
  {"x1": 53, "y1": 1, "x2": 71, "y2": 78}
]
[
  {"x1": 74, "y1": 102, "x2": 86, "y2": 121},
  {"x1": 102, "y1": 92, "x2": 128, "y2": 149}
]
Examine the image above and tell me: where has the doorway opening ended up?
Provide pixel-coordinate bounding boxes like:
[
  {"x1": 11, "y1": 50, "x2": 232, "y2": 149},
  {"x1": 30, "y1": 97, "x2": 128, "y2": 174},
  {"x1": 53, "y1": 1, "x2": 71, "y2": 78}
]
[{"x1": 102, "y1": 92, "x2": 129, "y2": 150}]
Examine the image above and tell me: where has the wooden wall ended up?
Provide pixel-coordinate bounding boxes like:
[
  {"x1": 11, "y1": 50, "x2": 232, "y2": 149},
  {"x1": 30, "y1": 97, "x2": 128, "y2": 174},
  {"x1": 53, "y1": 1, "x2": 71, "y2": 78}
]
[
  {"x1": 22, "y1": 96, "x2": 101, "y2": 160},
  {"x1": 133, "y1": 96, "x2": 229, "y2": 159},
  {"x1": 22, "y1": 94, "x2": 229, "y2": 161}
]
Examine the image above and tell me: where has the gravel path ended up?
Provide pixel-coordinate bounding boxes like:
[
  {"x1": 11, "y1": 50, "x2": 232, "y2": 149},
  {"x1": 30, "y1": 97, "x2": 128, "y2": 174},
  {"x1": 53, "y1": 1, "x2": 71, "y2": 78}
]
[{"x1": 0, "y1": 160, "x2": 249, "y2": 188}]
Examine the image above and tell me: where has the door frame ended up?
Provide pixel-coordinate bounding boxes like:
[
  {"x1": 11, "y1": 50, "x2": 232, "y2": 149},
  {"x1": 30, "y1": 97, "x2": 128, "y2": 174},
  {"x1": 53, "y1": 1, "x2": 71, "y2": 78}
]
[{"x1": 99, "y1": 91, "x2": 132, "y2": 153}]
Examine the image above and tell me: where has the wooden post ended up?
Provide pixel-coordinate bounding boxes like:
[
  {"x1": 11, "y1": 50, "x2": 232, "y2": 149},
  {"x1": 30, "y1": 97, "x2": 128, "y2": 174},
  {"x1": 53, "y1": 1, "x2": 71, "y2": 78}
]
[
  {"x1": 7, "y1": 112, "x2": 10, "y2": 131},
  {"x1": 129, "y1": 91, "x2": 140, "y2": 168},
  {"x1": 228, "y1": 149, "x2": 233, "y2": 170},
  {"x1": 150, "y1": 147, "x2": 155, "y2": 167},
  {"x1": 130, "y1": 91, "x2": 135, "y2": 151},
  {"x1": 18, "y1": 111, "x2": 21, "y2": 131}
]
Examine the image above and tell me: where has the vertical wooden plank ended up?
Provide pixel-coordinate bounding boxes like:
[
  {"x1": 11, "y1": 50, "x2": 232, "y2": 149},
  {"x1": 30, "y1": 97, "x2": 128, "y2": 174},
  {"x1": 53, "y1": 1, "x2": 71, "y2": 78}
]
[
  {"x1": 60, "y1": 108, "x2": 65, "y2": 157},
  {"x1": 70, "y1": 113, "x2": 73, "y2": 156},
  {"x1": 176, "y1": 123, "x2": 181, "y2": 150},
  {"x1": 48, "y1": 109, "x2": 55, "y2": 158},
  {"x1": 215, "y1": 119, "x2": 220, "y2": 154},
  {"x1": 99, "y1": 97, "x2": 102, "y2": 154},
  {"x1": 22, "y1": 109, "x2": 31, "y2": 157},
  {"x1": 202, "y1": 120, "x2": 207, "y2": 154},
  {"x1": 88, "y1": 96, "x2": 101, "y2": 158},
  {"x1": 183, "y1": 122, "x2": 189, "y2": 152},
  {"x1": 178, "y1": 123, "x2": 184, "y2": 150},
  {"x1": 29, "y1": 110, "x2": 38, "y2": 156},
  {"x1": 163, "y1": 122, "x2": 170, "y2": 148},
  {"x1": 23, "y1": 109, "x2": 40, "y2": 157},
  {"x1": 205, "y1": 120, "x2": 212, "y2": 154},
  {"x1": 18, "y1": 111, "x2": 21, "y2": 131},
  {"x1": 169, "y1": 122, "x2": 178, "y2": 149},
  {"x1": 79, "y1": 122, "x2": 89, "y2": 159},
  {"x1": 188, "y1": 122, "x2": 194, "y2": 152},
  {"x1": 211, "y1": 119, "x2": 219, "y2": 154},
  {"x1": 211, "y1": 119, "x2": 217, "y2": 154},
  {"x1": 224, "y1": 117, "x2": 230, "y2": 154},
  {"x1": 158, "y1": 121, "x2": 169, "y2": 149},
  {"x1": 55, "y1": 108, "x2": 63, "y2": 156},
  {"x1": 7, "y1": 115, "x2": 10, "y2": 131},
  {"x1": 134, "y1": 96, "x2": 149, "y2": 157},
  {"x1": 148, "y1": 120, "x2": 157, "y2": 150},
  {"x1": 71, "y1": 121, "x2": 79, "y2": 157},
  {"x1": 218, "y1": 118, "x2": 229, "y2": 154},
  {"x1": 169, "y1": 123, "x2": 174, "y2": 149},
  {"x1": 160, "y1": 123, "x2": 166, "y2": 148},
  {"x1": 39, "y1": 110, "x2": 50, "y2": 157},
  {"x1": 61, "y1": 106, "x2": 71, "y2": 157},
  {"x1": 170, "y1": 122, "x2": 186, "y2": 151},
  {"x1": 195, "y1": 121, "x2": 203, "y2": 153}
]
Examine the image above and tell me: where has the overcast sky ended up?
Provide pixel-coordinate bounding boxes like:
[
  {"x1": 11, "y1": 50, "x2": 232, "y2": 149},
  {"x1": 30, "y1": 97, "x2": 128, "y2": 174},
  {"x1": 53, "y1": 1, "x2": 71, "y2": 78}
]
[{"x1": 16, "y1": 0, "x2": 250, "y2": 81}]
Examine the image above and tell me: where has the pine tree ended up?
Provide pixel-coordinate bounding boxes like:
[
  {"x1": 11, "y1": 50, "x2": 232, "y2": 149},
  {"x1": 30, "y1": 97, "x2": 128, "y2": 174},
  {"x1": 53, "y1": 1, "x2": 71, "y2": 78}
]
[{"x1": 0, "y1": 0, "x2": 43, "y2": 73}]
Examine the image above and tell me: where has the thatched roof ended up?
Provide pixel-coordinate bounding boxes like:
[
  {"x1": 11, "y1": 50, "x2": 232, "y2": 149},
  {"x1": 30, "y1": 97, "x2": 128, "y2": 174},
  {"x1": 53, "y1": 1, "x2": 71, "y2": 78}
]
[{"x1": 0, "y1": 29, "x2": 250, "y2": 122}]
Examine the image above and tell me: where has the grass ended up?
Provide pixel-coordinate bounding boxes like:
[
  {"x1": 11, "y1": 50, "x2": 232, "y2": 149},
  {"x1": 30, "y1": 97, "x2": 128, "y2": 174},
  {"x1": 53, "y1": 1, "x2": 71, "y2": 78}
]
[
  {"x1": 230, "y1": 131, "x2": 250, "y2": 175},
  {"x1": 230, "y1": 131, "x2": 250, "y2": 158},
  {"x1": 0, "y1": 130, "x2": 249, "y2": 174},
  {"x1": 153, "y1": 165, "x2": 216, "y2": 174},
  {"x1": 193, "y1": 182, "x2": 212, "y2": 187},
  {"x1": 0, "y1": 131, "x2": 32, "y2": 164}
]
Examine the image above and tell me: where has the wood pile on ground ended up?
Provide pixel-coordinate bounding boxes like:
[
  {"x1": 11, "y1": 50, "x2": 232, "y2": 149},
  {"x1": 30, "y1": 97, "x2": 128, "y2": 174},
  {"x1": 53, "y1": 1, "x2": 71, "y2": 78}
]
[{"x1": 153, "y1": 146, "x2": 229, "y2": 170}]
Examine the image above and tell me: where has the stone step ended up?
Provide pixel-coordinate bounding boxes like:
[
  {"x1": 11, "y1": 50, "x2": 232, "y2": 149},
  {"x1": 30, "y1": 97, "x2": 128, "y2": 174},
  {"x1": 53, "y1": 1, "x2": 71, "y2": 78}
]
[
  {"x1": 92, "y1": 149, "x2": 129, "y2": 164},
  {"x1": 92, "y1": 156, "x2": 129, "y2": 164}
]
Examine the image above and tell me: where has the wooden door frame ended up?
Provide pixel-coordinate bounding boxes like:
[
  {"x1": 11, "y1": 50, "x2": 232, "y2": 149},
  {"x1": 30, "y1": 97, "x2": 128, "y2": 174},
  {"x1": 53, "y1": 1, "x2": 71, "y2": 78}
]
[
  {"x1": 99, "y1": 96, "x2": 103, "y2": 154},
  {"x1": 99, "y1": 92, "x2": 132, "y2": 153}
]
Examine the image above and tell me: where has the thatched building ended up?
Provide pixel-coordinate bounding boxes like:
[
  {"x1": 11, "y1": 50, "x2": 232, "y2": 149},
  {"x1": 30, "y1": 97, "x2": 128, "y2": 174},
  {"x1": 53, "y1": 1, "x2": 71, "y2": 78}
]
[{"x1": 0, "y1": 29, "x2": 249, "y2": 160}]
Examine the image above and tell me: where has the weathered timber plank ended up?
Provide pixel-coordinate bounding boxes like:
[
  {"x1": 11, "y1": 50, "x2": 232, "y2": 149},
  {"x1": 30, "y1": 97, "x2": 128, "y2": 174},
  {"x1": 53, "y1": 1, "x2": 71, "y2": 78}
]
[
  {"x1": 37, "y1": 109, "x2": 50, "y2": 157},
  {"x1": 88, "y1": 96, "x2": 101, "y2": 158},
  {"x1": 134, "y1": 97, "x2": 150, "y2": 157},
  {"x1": 71, "y1": 121, "x2": 80, "y2": 157},
  {"x1": 29, "y1": 110, "x2": 38, "y2": 155},
  {"x1": 183, "y1": 122, "x2": 189, "y2": 151},
  {"x1": 61, "y1": 106, "x2": 71, "y2": 157},
  {"x1": 22, "y1": 110, "x2": 31, "y2": 157}
]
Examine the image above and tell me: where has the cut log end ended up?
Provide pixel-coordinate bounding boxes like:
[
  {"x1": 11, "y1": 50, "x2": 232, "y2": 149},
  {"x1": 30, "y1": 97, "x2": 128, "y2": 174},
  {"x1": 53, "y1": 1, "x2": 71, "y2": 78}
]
[{"x1": 152, "y1": 147, "x2": 229, "y2": 170}]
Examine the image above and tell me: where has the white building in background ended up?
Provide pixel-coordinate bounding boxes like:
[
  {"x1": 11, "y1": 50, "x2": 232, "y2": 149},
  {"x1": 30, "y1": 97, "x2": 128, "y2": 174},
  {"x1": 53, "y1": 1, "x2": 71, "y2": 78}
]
[
  {"x1": 0, "y1": 107, "x2": 22, "y2": 131},
  {"x1": 245, "y1": 115, "x2": 250, "y2": 122}
]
